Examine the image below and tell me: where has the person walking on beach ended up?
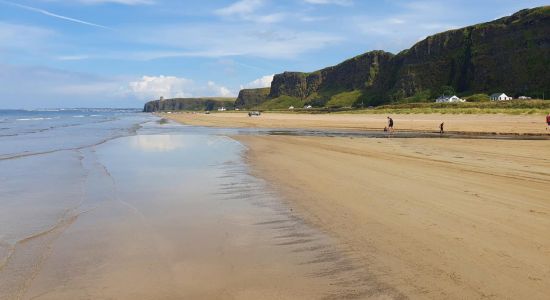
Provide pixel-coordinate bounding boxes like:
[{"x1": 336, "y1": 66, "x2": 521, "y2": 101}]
[
  {"x1": 439, "y1": 122, "x2": 445, "y2": 134},
  {"x1": 387, "y1": 117, "x2": 394, "y2": 133},
  {"x1": 546, "y1": 113, "x2": 550, "y2": 131}
]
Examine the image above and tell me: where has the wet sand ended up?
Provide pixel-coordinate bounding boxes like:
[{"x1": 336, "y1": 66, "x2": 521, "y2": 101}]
[
  {"x1": 163, "y1": 112, "x2": 549, "y2": 135},
  {"x1": 234, "y1": 135, "x2": 550, "y2": 299},
  {"x1": 0, "y1": 129, "x2": 402, "y2": 299}
]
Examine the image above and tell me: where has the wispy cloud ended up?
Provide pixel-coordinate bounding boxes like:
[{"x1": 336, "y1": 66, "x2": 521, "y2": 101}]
[
  {"x1": 55, "y1": 55, "x2": 91, "y2": 61},
  {"x1": 77, "y1": 0, "x2": 155, "y2": 4},
  {"x1": 351, "y1": 0, "x2": 466, "y2": 51},
  {"x1": 0, "y1": 0, "x2": 110, "y2": 29},
  {"x1": 0, "y1": 22, "x2": 54, "y2": 49},
  {"x1": 303, "y1": 0, "x2": 353, "y2": 6},
  {"x1": 214, "y1": 0, "x2": 286, "y2": 23},
  {"x1": 215, "y1": 0, "x2": 264, "y2": 16},
  {"x1": 120, "y1": 24, "x2": 341, "y2": 59},
  {"x1": 0, "y1": 64, "x2": 132, "y2": 108}
]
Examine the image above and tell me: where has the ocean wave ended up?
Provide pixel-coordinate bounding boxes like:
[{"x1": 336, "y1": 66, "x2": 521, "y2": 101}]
[
  {"x1": 72, "y1": 115, "x2": 85, "y2": 118},
  {"x1": 16, "y1": 117, "x2": 54, "y2": 121},
  {"x1": 25, "y1": 109, "x2": 62, "y2": 112}
]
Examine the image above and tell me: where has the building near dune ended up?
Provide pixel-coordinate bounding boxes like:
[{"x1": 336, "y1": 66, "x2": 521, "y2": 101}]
[
  {"x1": 518, "y1": 96, "x2": 531, "y2": 100},
  {"x1": 435, "y1": 95, "x2": 465, "y2": 103},
  {"x1": 490, "y1": 93, "x2": 512, "y2": 101}
]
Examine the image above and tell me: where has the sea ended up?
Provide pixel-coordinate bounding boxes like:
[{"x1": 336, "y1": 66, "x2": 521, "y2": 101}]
[{"x1": 0, "y1": 109, "x2": 397, "y2": 299}]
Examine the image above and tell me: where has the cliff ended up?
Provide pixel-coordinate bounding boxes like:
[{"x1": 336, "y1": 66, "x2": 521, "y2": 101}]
[
  {"x1": 269, "y1": 50, "x2": 394, "y2": 100},
  {"x1": 383, "y1": 6, "x2": 550, "y2": 103},
  {"x1": 143, "y1": 97, "x2": 235, "y2": 112},
  {"x1": 238, "y1": 6, "x2": 549, "y2": 108},
  {"x1": 234, "y1": 88, "x2": 270, "y2": 109}
]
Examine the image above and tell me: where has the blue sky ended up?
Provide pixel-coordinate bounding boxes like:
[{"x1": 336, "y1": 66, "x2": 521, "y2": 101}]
[{"x1": 0, "y1": 0, "x2": 547, "y2": 108}]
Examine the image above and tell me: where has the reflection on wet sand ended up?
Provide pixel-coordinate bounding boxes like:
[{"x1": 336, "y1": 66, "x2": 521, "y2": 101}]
[
  {"x1": 1, "y1": 133, "x2": 402, "y2": 299},
  {"x1": 131, "y1": 134, "x2": 187, "y2": 152}
]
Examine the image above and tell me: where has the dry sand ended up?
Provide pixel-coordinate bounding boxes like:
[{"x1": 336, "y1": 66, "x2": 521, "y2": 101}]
[
  {"x1": 232, "y1": 135, "x2": 550, "y2": 299},
  {"x1": 163, "y1": 112, "x2": 550, "y2": 298},
  {"x1": 163, "y1": 112, "x2": 550, "y2": 135}
]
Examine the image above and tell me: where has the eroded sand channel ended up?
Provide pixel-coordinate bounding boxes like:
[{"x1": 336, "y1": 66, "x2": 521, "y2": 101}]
[{"x1": 1, "y1": 126, "x2": 400, "y2": 299}]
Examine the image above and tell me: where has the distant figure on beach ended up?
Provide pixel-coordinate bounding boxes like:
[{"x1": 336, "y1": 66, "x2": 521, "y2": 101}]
[
  {"x1": 387, "y1": 117, "x2": 394, "y2": 133},
  {"x1": 546, "y1": 113, "x2": 550, "y2": 130},
  {"x1": 439, "y1": 122, "x2": 445, "y2": 134}
]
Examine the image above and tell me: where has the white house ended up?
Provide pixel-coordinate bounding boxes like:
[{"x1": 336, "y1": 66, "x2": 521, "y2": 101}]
[
  {"x1": 490, "y1": 93, "x2": 512, "y2": 101},
  {"x1": 435, "y1": 95, "x2": 465, "y2": 103}
]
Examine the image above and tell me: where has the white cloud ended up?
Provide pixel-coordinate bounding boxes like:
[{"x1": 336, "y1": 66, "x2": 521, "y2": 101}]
[
  {"x1": 207, "y1": 81, "x2": 233, "y2": 97},
  {"x1": 127, "y1": 75, "x2": 234, "y2": 100},
  {"x1": 128, "y1": 75, "x2": 193, "y2": 99},
  {"x1": 215, "y1": 0, "x2": 264, "y2": 16},
  {"x1": 240, "y1": 74, "x2": 274, "y2": 89},
  {"x1": 0, "y1": 65, "x2": 236, "y2": 108}
]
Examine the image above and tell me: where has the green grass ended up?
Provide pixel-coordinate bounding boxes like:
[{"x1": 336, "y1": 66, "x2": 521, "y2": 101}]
[
  {"x1": 325, "y1": 90, "x2": 363, "y2": 108},
  {"x1": 464, "y1": 94, "x2": 490, "y2": 102},
  {"x1": 342, "y1": 100, "x2": 550, "y2": 115},
  {"x1": 258, "y1": 95, "x2": 305, "y2": 110}
]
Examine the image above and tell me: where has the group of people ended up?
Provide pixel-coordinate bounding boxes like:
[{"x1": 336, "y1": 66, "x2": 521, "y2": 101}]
[
  {"x1": 384, "y1": 116, "x2": 445, "y2": 134},
  {"x1": 384, "y1": 113, "x2": 550, "y2": 134}
]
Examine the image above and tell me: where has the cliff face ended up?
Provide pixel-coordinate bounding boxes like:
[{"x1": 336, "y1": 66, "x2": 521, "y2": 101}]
[
  {"x1": 143, "y1": 98, "x2": 235, "y2": 112},
  {"x1": 241, "y1": 6, "x2": 549, "y2": 108},
  {"x1": 234, "y1": 88, "x2": 270, "y2": 108},
  {"x1": 386, "y1": 7, "x2": 550, "y2": 100},
  {"x1": 268, "y1": 51, "x2": 394, "y2": 99}
]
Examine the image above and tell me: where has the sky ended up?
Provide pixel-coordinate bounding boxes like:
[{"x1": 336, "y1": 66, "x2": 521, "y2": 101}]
[{"x1": 0, "y1": 0, "x2": 547, "y2": 108}]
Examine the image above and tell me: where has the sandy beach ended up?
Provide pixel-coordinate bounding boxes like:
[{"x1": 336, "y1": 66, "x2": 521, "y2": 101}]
[
  {"x1": 162, "y1": 112, "x2": 550, "y2": 299},
  {"x1": 162, "y1": 112, "x2": 549, "y2": 135},
  {"x1": 234, "y1": 135, "x2": 550, "y2": 299}
]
